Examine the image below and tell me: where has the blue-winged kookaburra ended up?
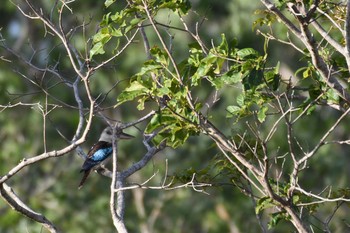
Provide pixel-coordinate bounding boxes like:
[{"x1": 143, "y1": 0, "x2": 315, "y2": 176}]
[{"x1": 78, "y1": 127, "x2": 134, "y2": 189}]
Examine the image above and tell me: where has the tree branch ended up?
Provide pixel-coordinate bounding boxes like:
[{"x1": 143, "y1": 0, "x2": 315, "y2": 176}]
[
  {"x1": 345, "y1": 0, "x2": 350, "y2": 69},
  {"x1": 0, "y1": 183, "x2": 60, "y2": 233}
]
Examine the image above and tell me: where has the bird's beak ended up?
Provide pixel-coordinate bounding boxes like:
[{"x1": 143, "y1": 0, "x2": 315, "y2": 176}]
[{"x1": 118, "y1": 131, "x2": 135, "y2": 140}]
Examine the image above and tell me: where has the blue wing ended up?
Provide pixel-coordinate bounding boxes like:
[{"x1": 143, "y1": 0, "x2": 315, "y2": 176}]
[
  {"x1": 79, "y1": 141, "x2": 113, "y2": 189},
  {"x1": 80, "y1": 141, "x2": 112, "y2": 172}
]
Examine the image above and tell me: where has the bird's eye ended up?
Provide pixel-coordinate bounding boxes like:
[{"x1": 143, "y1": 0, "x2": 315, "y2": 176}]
[{"x1": 106, "y1": 130, "x2": 112, "y2": 135}]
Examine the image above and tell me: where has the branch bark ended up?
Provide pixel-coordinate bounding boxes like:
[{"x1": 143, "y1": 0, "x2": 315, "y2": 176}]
[
  {"x1": 0, "y1": 183, "x2": 60, "y2": 233},
  {"x1": 199, "y1": 114, "x2": 311, "y2": 233},
  {"x1": 260, "y1": 0, "x2": 350, "y2": 103}
]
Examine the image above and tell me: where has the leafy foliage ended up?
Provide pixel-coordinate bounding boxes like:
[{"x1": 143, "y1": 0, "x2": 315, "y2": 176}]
[{"x1": 2, "y1": 0, "x2": 350, "y2": 232}]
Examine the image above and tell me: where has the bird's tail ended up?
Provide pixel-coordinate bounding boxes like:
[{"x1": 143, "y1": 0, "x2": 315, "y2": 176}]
[{"x1": 78, "y1": 170, "x2": 91, "y2": 189}]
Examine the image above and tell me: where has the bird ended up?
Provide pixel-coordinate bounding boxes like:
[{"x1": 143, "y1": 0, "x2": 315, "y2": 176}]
[{"x1": 78, "y1": 126, "x2": 134, "y2": 189}]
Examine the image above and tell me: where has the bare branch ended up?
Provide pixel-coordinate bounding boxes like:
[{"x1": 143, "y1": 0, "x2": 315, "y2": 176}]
[
  {"x1": 310, "y1": 20, "x2": 345, "y2": 56},
  {"x1": 256, "y1": 30, "x2": 306, "y2": 55},
  {"x1": 299, "y1": 106, "x2": 350, "y2": 166},
  {"x1": 316, "y1": 7, "x2": 344, "y2": 36},
  {"x1": 259, "y1": 0, "x2": 302, "y2": 36},
  {"x1": 120, "y1": 111, "x2": 156, "y2": 129},
  {"x1": 21, "y1": 0, "x2": 85, "y2": 79},
  {"x1": 121, "y1": 132, "x2": 165, "y2": 179},
  {"x1": 199, "y1": 116, "x2": 263, "y2": 178},
  {"x1": 0, "y1": 183, "x2": 60, "y2": 233},
  {"x1": 345, "y1": 0, "x2": 350, "y2": 69},
  {"x1": 110, "y1": 124, "x2": 128, "y2": 233},
  {"x1": 295, "y1": 187, "x2": 350, "y2": 204},
  {"x1": 217, "y1": 143, "x2": 265, "y2": 196},
  {"x1": 260, "y1": 0, "x2": 350, "y2": 103}
]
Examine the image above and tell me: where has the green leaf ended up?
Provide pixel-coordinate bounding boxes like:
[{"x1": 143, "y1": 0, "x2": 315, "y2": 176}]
[
  {"x1": 222, "y1": 71, "x2": 242, "y2": 84},
  {"x1": 292, "y1": 195, "x2": 300, "y2": 205},
  {"x1": 268, "y1": 211, "x2": 289, "y2": 229},
  {"x1": 116, "y1": 81, "x2": 149, "y2": 106},
  {"x1": 326, "y1": 88, "x2": 339, "y2": 104},
  {"x1": 125, "y1": 81, "x2": 149, "y2": 92},
  {"x1": 242, "y1": 69, "x2": 264, "y2": 91},
  {"x1": 137, "y1": 63, "x2": 163, "y2": 76},
  {"x1": 226, "y1": 105, "x2": 241, "y2": 118},
  {"x1": 111, "y1": 11, "x2": 124, "y2": 22},
  {"x1": 196, "y1": 61, "x2": 213, "y2": 77},
  {"x1": 145, "y1": 113, "x2": 175, "y2": 133},
  {"x1": 255, "y1": 196, "x2": 275, "y2": 214},
  {"x1": 294, "y1": 66, "x2": 307, "y2": 77},
  {"x1": 144, "y1": 110, "x2": 198, "y2": 148},
  {"x1": 150, "y1": 46, "x2": 169, "y2": 65},
  {"x1": 89, "y1": 26, "x2": 114, "y2": 58},
  {"x1": 111, "y1": 28, "x2": 123, "y2": 37},
  {"x1": 100, "y1": 12, "x2": 111, "y2": 27},
  {"x1": 274, "y1": 61, "x2": 280, "y2": 74},
  {"x1": 93, "y1": 30, "x2": 111, "y2": 43},
  {"x1": 306, "y1": 105, "x2": 316, "y2": 115},
  {"x1": 218, "y1": 33, "x2": 228, "y2": 54},
  {"x1": 158, "y1": 0, "x2": 192, "y2": 15},
  {"x1": 151, "y1": 132, "x2": 168, "y2": 146},
  {"x1": 89, "y1": 42, "x2": 105, "y2": 58},
  {"x1": 137, "y1": 97, "x2": 147, "y2": 110},
  {"x1": 226, "y1": 105, "x2": 241, "y2": 114},
  {"x1": 170, "y1": 127, "x2": 190, "y2": 148},
  {"x1": 130, "y1": 17, "x2": 144, "y2": 26},
  {"x1": 303, "y1": 69, "x2": 310, "y2": 79},
  {"x1": 264, "y1": 70, "x2": 280, "y2": 91},
  {"x1": 236, "y1": 94, "x2": 245, "y2": 107},
  {"x1": 257, "y1": 105, "x2": 268, "y2": 123},
  {"x1": 236, "y1": 48, "x2": 259, "y2": 59},
  {"x1": 105, "y1": 0, "x2": 115, "y2": 8}
]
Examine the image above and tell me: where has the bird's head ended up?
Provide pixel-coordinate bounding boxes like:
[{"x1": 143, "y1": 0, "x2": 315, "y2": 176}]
[{"x1": 99, "y1": 127, "x2": 135, "y2": 143}]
